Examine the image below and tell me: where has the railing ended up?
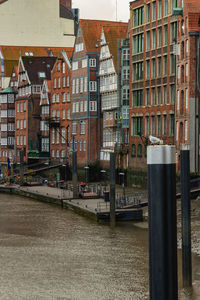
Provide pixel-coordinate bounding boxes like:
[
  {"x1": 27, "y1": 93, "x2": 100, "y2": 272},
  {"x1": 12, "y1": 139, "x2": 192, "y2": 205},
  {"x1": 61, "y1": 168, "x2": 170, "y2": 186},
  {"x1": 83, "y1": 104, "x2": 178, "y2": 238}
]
[{"x1": 115, "y1": 192, "x2": 146, "y2": 209}]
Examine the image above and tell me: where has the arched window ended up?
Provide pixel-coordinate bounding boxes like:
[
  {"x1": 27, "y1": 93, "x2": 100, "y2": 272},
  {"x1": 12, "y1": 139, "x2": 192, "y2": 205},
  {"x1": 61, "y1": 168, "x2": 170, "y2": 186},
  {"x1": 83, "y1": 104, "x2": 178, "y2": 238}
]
[
  {"x1": 137, "y1": 143, "x2": 143, "y2": 157},
  {"x1": 131, "y1": 143, "x2": 136, "y2": 157}
]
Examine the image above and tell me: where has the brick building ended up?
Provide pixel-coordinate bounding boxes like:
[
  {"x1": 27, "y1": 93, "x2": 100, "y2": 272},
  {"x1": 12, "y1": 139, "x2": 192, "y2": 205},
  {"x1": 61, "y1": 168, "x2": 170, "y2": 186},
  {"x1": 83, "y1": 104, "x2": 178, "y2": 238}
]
[
  {"x1": 99, "y1": 24, "x2": 128, "y2": 165},
  {"x1": 71, "y1": 19, "x2": 124, "y2": 167},
  {"x1": 175, "y1": 0, "x2": 200, "y2": 173},
  {"x1": 49, "y1": 50, "x2": 73, "y2": 163},
  {"x1": 15, "y1": 56, "x2": 56, "y2": 163},
  {"x1": 129, "y1": 0, "x2": 179, "y2": 170}
]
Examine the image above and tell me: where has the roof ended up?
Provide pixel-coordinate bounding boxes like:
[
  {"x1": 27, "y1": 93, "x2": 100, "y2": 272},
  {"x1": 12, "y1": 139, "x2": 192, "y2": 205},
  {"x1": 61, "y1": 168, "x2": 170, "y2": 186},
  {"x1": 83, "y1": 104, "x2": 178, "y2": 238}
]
[
  {"x1": 103, "y1": 25, "x2": 128, "y2": 70},
  {"x1": 79, "y1": 19, "x2": 128, "y2": 53},
  {"x1": 0, "y1": 46, "x2": 73, "y2": 77},
  {"x1": 21, "y1": 56, "x2": 57, "y2": 85},
  {"x1": 0, "y1": 87, "x2": 14, "y2": 94}
]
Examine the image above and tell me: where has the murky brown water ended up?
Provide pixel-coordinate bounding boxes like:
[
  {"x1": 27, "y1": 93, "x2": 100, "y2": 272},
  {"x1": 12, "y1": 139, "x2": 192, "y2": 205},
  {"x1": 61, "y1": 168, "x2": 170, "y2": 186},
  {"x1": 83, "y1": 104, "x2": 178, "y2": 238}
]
[{"x1": 0, "y1": 193, "x2": 199, "y2": 300}]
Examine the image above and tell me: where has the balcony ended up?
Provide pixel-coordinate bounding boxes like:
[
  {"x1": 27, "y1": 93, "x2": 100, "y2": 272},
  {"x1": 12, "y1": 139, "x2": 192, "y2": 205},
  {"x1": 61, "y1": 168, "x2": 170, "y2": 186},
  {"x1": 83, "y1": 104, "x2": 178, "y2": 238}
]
[{"x1": 47, "y1": 117, "x2": 60, "y2": 128}]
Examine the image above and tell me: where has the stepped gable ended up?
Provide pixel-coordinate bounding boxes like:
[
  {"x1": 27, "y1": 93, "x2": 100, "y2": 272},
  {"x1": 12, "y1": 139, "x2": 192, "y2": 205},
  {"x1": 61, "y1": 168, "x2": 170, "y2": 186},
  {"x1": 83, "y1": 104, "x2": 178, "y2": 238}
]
[{"x1": 103, "y1": 24, "x2": 128, "y2": 70}]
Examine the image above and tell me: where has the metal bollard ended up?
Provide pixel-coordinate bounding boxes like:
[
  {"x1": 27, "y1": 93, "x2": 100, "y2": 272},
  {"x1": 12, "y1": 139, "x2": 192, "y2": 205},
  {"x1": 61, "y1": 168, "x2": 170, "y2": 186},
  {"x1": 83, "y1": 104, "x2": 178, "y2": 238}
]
[{"x1": 147, "y1": 145, "x2": 178, "y2": 300}]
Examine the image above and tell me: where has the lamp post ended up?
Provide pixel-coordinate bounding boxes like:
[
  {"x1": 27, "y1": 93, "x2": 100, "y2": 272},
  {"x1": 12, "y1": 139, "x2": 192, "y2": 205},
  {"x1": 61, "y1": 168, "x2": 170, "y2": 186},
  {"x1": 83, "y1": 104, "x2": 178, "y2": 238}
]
[
  {"x1": 84, "y1": 166, "x2": 89, "y2": 188},
  {"x1": 119, "y1": 172, "x2": 125, "y2": 200}
]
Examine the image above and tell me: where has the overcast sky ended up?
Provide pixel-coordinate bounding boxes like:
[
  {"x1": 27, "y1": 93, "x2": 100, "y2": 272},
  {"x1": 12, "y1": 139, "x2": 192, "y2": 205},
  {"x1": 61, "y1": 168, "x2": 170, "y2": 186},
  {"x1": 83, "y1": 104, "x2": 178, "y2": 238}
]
[{"x1": 72, "y1": 0, "x2": 131, "y2": 22}]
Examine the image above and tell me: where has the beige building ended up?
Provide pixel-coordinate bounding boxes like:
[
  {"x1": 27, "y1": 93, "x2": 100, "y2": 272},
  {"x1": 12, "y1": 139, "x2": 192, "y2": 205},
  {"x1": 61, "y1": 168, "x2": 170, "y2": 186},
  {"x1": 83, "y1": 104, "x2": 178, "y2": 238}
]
[{"x1": 0, "y1": 0, "x2": 75, "y2": 47}]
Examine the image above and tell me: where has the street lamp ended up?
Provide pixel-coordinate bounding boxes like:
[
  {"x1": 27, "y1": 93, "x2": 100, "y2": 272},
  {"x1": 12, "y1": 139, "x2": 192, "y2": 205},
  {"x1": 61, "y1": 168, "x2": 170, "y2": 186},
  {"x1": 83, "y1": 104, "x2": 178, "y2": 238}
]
[
  {"x1": 84, "y1": 166, "x2": 89, "y2": 186},
  {"x1": 119, "y1": 172, "x2": 125, "y2": 200}
]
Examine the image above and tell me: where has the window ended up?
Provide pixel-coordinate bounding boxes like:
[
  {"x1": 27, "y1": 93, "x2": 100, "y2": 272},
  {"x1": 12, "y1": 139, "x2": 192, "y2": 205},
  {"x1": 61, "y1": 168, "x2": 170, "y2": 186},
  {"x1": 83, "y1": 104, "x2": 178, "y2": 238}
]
[
  {"x1": 151, "y1": 58, "x2": 156, "y2": 78},
  {"x1": 72, "y1": 61, "x2": 78, "y2": 70},
  {"x1": 169, "y1": 114, "x2": 174, "y2": 136},
  {"x1": 80, "y1": 121, "x2": 85, "y2": 134},
  {"x1": 79, "y1": 140, "x2": 82, "y2": 152},
  {"x1": 62, "y1": 62, "x2": 65, "y2": 74},
  {"x1": 152, "y1": 2, "x2": 156, "y2": 20},
  {"x1": 56, "y1": 130, "x2": 59, "y2": 144},
  {"x1": 185, "y1": 88, "x2": 188, "y2": 109},
  {"x1": 67, "y1": 76, "x2": 70, "y2": 87},
  {"x1": 67, "y1": 109, "x2": 70, "y2": 120},
  {"x1": 82, "y1": 59, "x2": 87, "y2": 68},
  {"x1": 57, "y1": 63, "x2": 61, "y2": 72},
  {"x1": 158, "y1": 0, "x2": 162, "y2": 18},
  {"x1": 157, "y1": 87, "x2": 161, "y2": 104},
  {"x1": 52, "y1": 94, "x2": 56, "y2": 103},
  {"x1": 157, "y1": 27, "x2": 162, "y2": 47},
  {"x1": 67, "y1": 93, "x2": 70, "y2": 102},
  {"x1": 137, "y1": 144, "x2": 142, "y2": 157},
  {"x1": 186, "y1": 63, "x2": 188, "y2": 77},
  {"x1": 133, "y1": 62, "x2": 143, "y2": 81},
  {"x1": 152, "y1": 29, "x2": 156, "y2": 49},
  {"x1": 157, "y1": 57, "x2": 161, "y2": 77},
  {"x1": 157, "y1": 115, "x2": 161, "y2": 136},
  {"x1": 62, "y1": 109, "x2": 65, "y2": 120},
  {"x1": 72, "y1": 122, "x2": 77, "y2": 135},
  {"x1": 170, "y1": 84, "x2": 176, "y2": 104},
  {"x1": 84, "y1": 77, "x2": 88, "y2": 92},
  {"x1": 176, "y1": 121, "x2": 179, "y2": 141},
  {"x1": 89, "y1": 59, "x2": 96, "y2": 67},
  {"x1": 56, "y1": 94, "x2": 60, "y2": 103},
  {"x1": 61, "y1": 150, "x2": 65, "y2": 158},
  {"x1": 146, "y1": 89, "x2": 149, "y2": 105},
  {"x1": 177, "y1": 90, "x2": 180, "y2": 110},
  {"x1": 171, "y1": 22, "x2": 177, "y2": 43},
  {"x1": 163, "y1": 56, "x2": 167, "y2": 76},
  {"x1": 54, "y1": 78, "x2": 56, "y2": 89},
  {"x1": 90, "y1": 101, "x2": 97, "y2": 111},
  {"x1": 52, "y1": 128, "x2": 55, "y2": 144},
  {"x1": 75, "y1": 43, "x2": 84, "y2": 52},
  {"x1": 52, "y1": 150, "x2": 55, "y2": 158},
  {"x1": 146, "y1": 60, "x2": 150, "y2": 79},
  {"x1": 151, "y1": 88, "x2": 155, "y2": 105},
  {"x1": 163, "y1": 115, "x2": 167, "y2": 136},
  {"x1": 89, "y1": 81, "x2": 97, "y2": 92},
  {"x1": 56, "y1": 150, "x2": 59, "y2": 158},
  {"x1": 24, "y1": 102, "x2": 26, "y2": 111},
  {"x1": 164, "y1": 25, "x2": 168, "y2": 45},
  {"x1": 170, "y1": 54, "x2": 176, "y2": 74},
  {"x1": 80, "y1": 78, "x2": 83, "y2": 93},
  {"x1": 17, "y1": 136, "x2": 19, "y2": 145},
  {"x1": 163, "y1": 86, "x2": 167, "y2": 104},
  {"x1": 133, "y1": 90, "x2": 143, "y2": 107},
  {"x1": 164, "y1": 0, "x2": 168, "y2": 16},
  {"x1": 131, "y1": 143, "x2": 136, "y2": 157},
  {"x1": 146, "y1": 3, "x2": 150, "y2": 22},
  {"x1": 80, "y1": 140, "x2": 85, "y2": 152},
  {"x1": 24, "y1": 136, "x2": 26, "y2": 145},
  {"x1": 58, "y1": 78, "x2": 61, "y2": 88},
  {"x1": 151, "y1": 115, "x2": 155, "y2": 135},
  {"x1": 20, "y1": 135, "x2": 23, "y2": 145},
  {"x1": 17, "y1": 120, "x2": 19, "y2": 129},
  {"x1": 133, "y1": 33, "x2": 144, "y2": 54},
  {"x1": 133, "y1": 7, "x2": 144, "y2": 27},
  {"x1": 20, "y1": 103, "x2": 23, "y2": 112},
  {"x1": 76, "y1": 78, "x2": 79, "y2": 94},
  {"x1": 17, "y1": 103, "x2": 19, "y2": 112},
  {"x1": 145, "y1": 116, "x2": 149, "y2": 136},
  {"x1": 24, "y1": 119, "x2": 26, "y2": 129},
  {"x1": 185, "y1": 120, "x2": 188, "y2": 141},
  {"x1": 61, "y1": 127, "x2": 65, "y2": 143},
  {"x1": 186, "y1": 40, "x2": 189, "y2": 53},
  {"x1": 132, "y1": 116, "x2": 143, "y2": 136},
  {"x1": 146, "y1": 31, "x2": 150, "y2": 51}
]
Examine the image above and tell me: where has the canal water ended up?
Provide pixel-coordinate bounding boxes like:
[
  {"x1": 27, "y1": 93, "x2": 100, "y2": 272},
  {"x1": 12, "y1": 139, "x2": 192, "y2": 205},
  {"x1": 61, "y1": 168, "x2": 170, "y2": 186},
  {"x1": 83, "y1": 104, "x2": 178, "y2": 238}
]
[{"x1": 0, "y1": 193, "x2": 199, "y2": 300}]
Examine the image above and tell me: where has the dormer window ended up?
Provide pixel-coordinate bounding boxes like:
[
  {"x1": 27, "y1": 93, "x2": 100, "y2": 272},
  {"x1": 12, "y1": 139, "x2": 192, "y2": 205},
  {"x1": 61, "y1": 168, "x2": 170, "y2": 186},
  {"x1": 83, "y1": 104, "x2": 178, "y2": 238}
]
[{"x1": 38, "y1": 72, "x2": 46, "y2": 78}]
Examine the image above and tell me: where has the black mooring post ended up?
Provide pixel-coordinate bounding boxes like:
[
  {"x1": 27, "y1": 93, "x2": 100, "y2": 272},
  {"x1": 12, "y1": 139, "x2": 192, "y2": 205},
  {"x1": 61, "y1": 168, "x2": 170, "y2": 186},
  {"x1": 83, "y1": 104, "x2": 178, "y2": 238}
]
[
  {"x1": 72, "y1": 151, "x2": 78, "y2": 198},
  {"x1": 20, "y1": 150, "x2": 24, "y2": 185},
  {"x1": 180, "y1": 147, "x2": 192, "y2": 287},
  {"x1": 147, "y1": 145, "x2": 178, "y2": 300},
  {"x1": 110, "y1": 152, "x2": 116, "y2": 227}
]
